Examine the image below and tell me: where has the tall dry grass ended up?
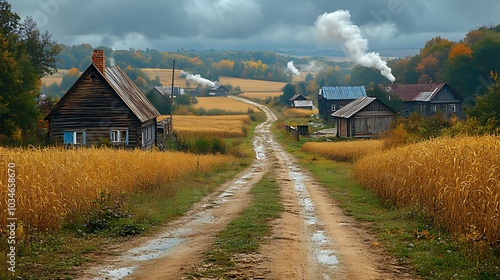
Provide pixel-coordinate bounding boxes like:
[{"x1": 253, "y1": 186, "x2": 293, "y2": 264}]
[
  {"x1": 284, "y1": 108, "x2": 319, "y2": 119},
  {"x1": 0, "y1": 147, "x2": 234, "y2": 231},
  {"x1": 160, "y1": 115, "x2": 251, "y2": 138},
  {"x1": 302, "y1": 140, "x2": 385, "y2": 162},
  {"x1": 354, "y1": 136, "x2": 500, "y2": 243},
  {"x1": 194, "y1": 97, "x2": 259, "y2": 113}
]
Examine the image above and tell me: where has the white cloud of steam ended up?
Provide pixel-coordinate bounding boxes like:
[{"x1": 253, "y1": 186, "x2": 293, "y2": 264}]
[
  {"x1": 302, "y1": 60, "x2": 323, "y2": 72},
  {"x1": 183, "y1": 71, "x2": 216, "y2": 88},
  {"x1": 287, "y1": 61, "x2": 300, "y2": 76},
  {"x1": 315, "y1": 10, "x2": 396, "y2": 83}
]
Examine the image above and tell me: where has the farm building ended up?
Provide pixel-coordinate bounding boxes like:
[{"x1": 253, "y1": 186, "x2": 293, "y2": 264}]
[
  {"x1": 332, "y1": 96, "x2": 396, "y2": 138},
  {"x1": 289, "y1": 93, "x2": 314, "y2": 110},
  {"x1": 45, "y1": 50, "x2": 160, "y2": 149},
  {"x1": 318, "y1": 86, "x2": 367, "y2": 120},
  {"x1": 209, "y1": 84, "x2": 228, "y2": 97},
  {"x1": 385, "y1": 83, "x2": 463, "y2": 118}
]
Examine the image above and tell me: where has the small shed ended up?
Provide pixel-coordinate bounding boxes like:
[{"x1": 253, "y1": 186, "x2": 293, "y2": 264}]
[
  {"x1": 290, "y1": 93, "x2": 313, "y2": 110},
  {"x1": 209, "y1": 85, "x2": 228, "y2": 97},
  {"x1": 332, "y1": 96, "x2": 396, "y2": 138},
  {"x1": 45, "y1": 50, "x2": 160, "y2": 149},
  {"x1": 318, "y1": 86, "x2": 367, "y2": 120}
]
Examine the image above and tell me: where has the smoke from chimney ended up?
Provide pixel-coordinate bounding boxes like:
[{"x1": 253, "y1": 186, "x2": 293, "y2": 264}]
[
  {"x1": 183, "y1": 71, "x2": 216, "y2": 88},
  {"x1": 315, "y1": 10, "x2": 396, "y2": 83},
  {"x1": 92, "y1": 49, "x2": 106, "y2": 76},
  {"x1": 287, "y1": 61, "x2": 301, "y2": 76}
]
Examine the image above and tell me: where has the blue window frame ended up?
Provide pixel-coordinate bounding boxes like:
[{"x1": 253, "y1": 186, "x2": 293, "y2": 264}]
[{"x1": 63, "y1": 131, "x2": 86, "y2": 145}]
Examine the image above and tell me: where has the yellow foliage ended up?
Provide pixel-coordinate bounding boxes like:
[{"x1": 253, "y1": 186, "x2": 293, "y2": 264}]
[
  {"x1": 0, "y1": 147, "x2": 235, "y2": 231},
  {"x1": 448, "y1": 43, "x2": 473, "y2": 61},
  {"x1": 302, "y1": 140, "x2": 384, "y2": 162},
  {"x1": 354, "y1": 136, "x2": 500, "y2": 243}
]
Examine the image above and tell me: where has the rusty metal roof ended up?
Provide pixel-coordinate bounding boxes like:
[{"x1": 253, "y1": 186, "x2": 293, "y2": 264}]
[
  {"x1": 104, "y1": 66, "x2": 160, "y2": 122},
  {"x1": 332, "y1": 96, "x2": 376, "y2": 118},
  {"x1": 320, "y1": 86, "x2": 367, "y2": 100},
  {"x1": 386, "y1": 83, "x2": 445, "y2": 102}
]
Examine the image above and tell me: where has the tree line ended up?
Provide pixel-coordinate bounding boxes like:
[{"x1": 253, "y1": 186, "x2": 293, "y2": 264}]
[{"x1": 0, "y1": 0, "x2": 60, "y2": 142}]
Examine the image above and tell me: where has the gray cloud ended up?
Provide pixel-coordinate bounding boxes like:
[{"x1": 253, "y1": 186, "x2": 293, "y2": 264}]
[{"x1": 9, "y1": 0, "x2": 500, "y2": 54}]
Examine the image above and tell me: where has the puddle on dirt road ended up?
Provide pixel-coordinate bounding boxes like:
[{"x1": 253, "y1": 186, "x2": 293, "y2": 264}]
[
  {"x1": 286, "y1": 162, "x2": 340, "y2": 278},
  {"x1": 93, "y1": 101, "x2": 274, "y2": 280}
]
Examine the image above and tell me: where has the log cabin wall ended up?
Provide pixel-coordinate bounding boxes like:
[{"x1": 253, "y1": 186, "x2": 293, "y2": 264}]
[{"x1": 48, "y1": 67, "x2": 142, "y2": 147}]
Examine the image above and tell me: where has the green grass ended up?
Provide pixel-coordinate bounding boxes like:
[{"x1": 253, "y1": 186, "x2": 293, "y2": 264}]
[
  {"x1": 0, "y1": 113, "x2": 264, "y2": 280},
  {"x1": 188, "y1": 172, "x2": 283, "y2": 278},
  {"x1": 273, "y1": 126, "x2": 500, "y2": 280}
]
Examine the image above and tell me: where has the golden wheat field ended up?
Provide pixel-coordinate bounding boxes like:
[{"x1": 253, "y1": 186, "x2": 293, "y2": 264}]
[
  {"x1": 41, "y1": 69, "x2": 71, "y2": 86},
  {"x1": 193, "y1": 97, "x2": 259, "y2": 113},
  {"x1": 0, "y1": 147, "x2": 234, "y2": 231},
  {"x1": 141, "y1": 68, "x2": 198, "y2": 89},
  {"x1": 159, "y1": 115, "x2": 251, "y2": 138},
  {"x1": 239, "y1": 91, "x2": 283, "y2": 101},
  {"x1": 302, "y1": 140, "x2": 385, "y2": 162},
  {"x1": 219, "y1": 76, "x2": 286, "y2": 92},
  {"x1": 354, "y1": 136, "x2": 500, "y2": 243}
]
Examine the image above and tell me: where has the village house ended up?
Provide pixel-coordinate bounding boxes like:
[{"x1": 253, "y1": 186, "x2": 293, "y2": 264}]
[
  {"x1": 318, "y1": 86, "x2": 367, "y2": 120},
  {"x1": 289, "y1": 93, "x2": 314, "y2": 110},
  {"x1": 332, "y1": 96, "x2": 396, "y2": 138},
  {"x1": 208, "y1": 84, "x2": 228, "y2": 97},
  {"x1": 45, "y1": 50, "x2": 160, "y2": 149},
  {"x1": 385, "y1": 83, "x2": 463, "y2": 118}
]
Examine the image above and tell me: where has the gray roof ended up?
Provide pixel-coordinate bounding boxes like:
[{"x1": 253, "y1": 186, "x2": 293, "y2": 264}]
[
  {"x1": 332, "y1": 96, "x2": 376, "y2": 118},
  {"x1": 105, "y1": 66, "x2": 160, "y2": 122},
  {"x1": 294, "y1": 100, "x2": 314, "y2": 108},
  {"x1": 320, "y1": 86, "x2": 367, "y2": 100}
]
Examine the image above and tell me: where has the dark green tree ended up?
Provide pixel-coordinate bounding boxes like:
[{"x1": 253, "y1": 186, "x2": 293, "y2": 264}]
[
  {"x1": 0, "y1": 0, "x2": 61, "y2": 138},
  {"x1": 279, "y1": 83, "x2": 297, "y2": 105},
  {"x1": 468, "y1": 75, "x2": 500, "y2": 128}
]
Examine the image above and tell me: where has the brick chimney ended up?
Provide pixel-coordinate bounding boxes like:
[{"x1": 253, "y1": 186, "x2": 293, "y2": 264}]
[{"x1": 92, "y1": 49, "x2": 106, "y2": 75}]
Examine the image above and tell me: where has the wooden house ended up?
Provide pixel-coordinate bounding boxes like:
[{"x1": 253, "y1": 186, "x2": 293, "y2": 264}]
[
  {"x1": 289, "y1": 93, "x2": 313, "y2": 110},
  {"x1": 385, "y1": 83, "x2": 463, "y2": 118},
  {"x1": 318, "y1": 86, "x2": 367, "y2": 120},
  {"x1": 332, "y1": 96, "x2": 396, "y2": 138},
  {"x1": 208, "y1": 85, "x2": 228, "y2": 97},
  {"x1": 45, "y1": 50, "x2": 160, "y2": 149}
]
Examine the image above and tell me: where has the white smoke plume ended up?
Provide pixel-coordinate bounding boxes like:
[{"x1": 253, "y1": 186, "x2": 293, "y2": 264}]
[
  {"x1": 315, "y1": 10, "x2": 396, "y2": 83},
  {"x1": 183, "y1": 71, "x2": 216, "y2": 88},
  {"x1": 302, "y1": 60, "x2": 323, "y2": 72},
  {"x1": 287, "y1": 61, "x2": 301, "y2": 76}
]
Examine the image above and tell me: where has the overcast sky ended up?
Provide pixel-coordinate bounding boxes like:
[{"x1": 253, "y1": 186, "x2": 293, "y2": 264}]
[{"x1": 10, "y1": 0, "x2": 500, "y2": 56}]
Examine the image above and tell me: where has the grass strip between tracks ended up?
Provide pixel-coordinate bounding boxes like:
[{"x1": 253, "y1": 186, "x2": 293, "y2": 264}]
[{"x1": 186, "y1": 170, "x2": 283, "y2": 279}]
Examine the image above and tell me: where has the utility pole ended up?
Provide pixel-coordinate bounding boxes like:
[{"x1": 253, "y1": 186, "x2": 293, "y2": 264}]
[{"x1": 169, "y1": 59, "x2": 175, "y2": 135}]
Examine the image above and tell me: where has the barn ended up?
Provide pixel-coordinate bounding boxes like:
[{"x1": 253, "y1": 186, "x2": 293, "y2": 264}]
[
  {"x1": 318, "y1": 86, "x2": 367, "y2": 120},
  {"x1": 332, "y1": 96, "x2": 396, "y2": 138},
  {"x1": 45, "y1": 50, "x2": 160, "y2": 149},
  {"x1": 289, "y1": 93, "x2": 314, "y2": 110}
]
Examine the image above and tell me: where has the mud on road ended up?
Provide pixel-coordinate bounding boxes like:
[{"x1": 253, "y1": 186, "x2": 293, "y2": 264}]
[{"x1": 77, "y1": 97, "x2": 413, "y2": 280}]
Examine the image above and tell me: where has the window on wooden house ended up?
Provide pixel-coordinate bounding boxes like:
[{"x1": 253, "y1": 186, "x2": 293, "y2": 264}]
[
  {"x1": 449, "y1": 104, "x2": 456, "y2": 112},
  {"x1": 331, "y1": 104, "x2": 336, "y2": 112},
  {"x1": 110, "y1": 130, "x2": 128, "y2": 144},
  {"x1": 64, "y1": 131, "x2": 86, "y2": 145}
]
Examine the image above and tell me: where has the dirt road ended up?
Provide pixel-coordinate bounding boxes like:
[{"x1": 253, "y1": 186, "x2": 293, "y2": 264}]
[{"x1": 78, "y1": 98, "x2": 413, "y2": 280}]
